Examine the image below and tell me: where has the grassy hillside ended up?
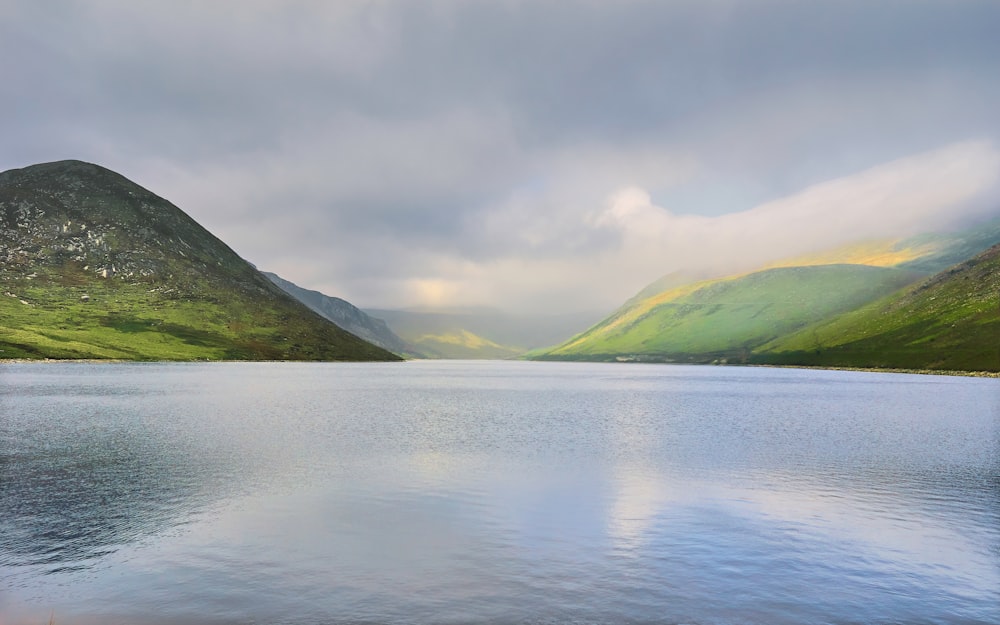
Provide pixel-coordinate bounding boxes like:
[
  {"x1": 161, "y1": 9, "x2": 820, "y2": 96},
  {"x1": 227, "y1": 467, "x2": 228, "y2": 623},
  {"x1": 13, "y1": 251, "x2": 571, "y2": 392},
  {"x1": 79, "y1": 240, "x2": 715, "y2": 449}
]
[
  {"x1": 0, "y1": 270, "x2": 398, "y2": 361},
  {"x1": 539, "y1": 265, "x2": 920, "y2": 362},
  {"x1": 754, "y1": 244, "x2": 1000, "y2": 372},
  {"x1": 0, "y1": 160, "x2": 400, "y2": 361},
  {"x1": 533, "y1": 218, "x2": 1000, "y2": 367}
]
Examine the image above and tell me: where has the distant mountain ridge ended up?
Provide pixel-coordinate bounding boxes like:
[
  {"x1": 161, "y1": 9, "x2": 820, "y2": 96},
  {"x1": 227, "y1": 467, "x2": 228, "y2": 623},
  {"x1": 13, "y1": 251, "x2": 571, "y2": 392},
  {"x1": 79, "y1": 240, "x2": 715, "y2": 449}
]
[
  {"x1": 365, "y1": 308, "x2": 603, "y2": 359},
  {"x1": 0, "y1": 160, "x2": 399, "y2": 361},
  {"x1": 263, "y1": 272, "x2": 415, "y2": 356}
]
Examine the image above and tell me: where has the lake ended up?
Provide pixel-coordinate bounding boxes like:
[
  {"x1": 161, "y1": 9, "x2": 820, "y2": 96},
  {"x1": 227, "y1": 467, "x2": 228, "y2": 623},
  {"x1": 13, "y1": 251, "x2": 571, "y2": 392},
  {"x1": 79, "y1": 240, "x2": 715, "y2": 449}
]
[{"x1": 1, "y1": 360, "x2": 998, "y2": 625}]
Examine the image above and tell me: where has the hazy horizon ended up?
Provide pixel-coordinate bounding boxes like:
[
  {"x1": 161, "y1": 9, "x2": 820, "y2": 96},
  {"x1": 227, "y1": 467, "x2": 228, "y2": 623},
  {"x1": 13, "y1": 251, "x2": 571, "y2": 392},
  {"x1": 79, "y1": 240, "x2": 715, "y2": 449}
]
[{"x1": 4, "y1": 1, "x2": 999, "y2": 314}]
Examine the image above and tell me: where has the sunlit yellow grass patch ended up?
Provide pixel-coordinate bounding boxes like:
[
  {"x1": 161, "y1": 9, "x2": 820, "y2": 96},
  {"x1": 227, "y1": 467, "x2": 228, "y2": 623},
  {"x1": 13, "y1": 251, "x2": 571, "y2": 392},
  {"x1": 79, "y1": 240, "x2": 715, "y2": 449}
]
[{"x1": 763, "y1": 238, "x2": 939, "y2": 269}]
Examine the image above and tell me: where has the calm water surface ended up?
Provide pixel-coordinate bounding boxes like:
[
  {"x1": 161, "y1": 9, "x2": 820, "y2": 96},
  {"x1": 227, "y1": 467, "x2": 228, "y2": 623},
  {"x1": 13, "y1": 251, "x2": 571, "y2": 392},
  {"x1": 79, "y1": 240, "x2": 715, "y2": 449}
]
[{"x1": 1, "y1": 361, "x2": 998, "y2": 625}]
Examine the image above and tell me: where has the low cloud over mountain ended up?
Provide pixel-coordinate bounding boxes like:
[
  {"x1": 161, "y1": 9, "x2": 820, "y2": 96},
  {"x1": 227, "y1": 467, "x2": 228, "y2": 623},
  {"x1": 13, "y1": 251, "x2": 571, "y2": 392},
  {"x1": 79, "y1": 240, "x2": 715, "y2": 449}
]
[{"x1": 4, "y1": 1, "x2": 999, "y2": 313}]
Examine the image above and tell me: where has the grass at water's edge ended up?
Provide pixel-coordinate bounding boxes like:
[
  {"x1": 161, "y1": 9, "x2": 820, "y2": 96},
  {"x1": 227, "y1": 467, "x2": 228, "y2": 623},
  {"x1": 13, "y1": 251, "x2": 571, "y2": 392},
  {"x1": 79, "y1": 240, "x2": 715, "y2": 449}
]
[
  {"x1": 747, "y1": 363, "x2": 1000, "y2": 378},
  {"x1": 528, "y1": 353, "x2": 1000, "y2": 378},
  {"x1": 0, "y1": 271, "x2": 400, "y2": 362}
]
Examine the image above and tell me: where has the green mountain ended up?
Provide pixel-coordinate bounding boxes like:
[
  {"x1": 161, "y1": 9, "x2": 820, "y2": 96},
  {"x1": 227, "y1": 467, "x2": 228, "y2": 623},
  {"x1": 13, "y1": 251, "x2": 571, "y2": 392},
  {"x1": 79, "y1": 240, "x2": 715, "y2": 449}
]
[
  {"x1": 537, "y1": 264, "x2": 920, "y2": 363},
  {"x1": 534, "y1": 219, "x2": 1000, "y2": 368},
  {"x1": 0, "y1": 160, "x2": 400, "y2": 361},
  {"x1": 366, "y1": 308, "x2": 602, "y2": 359},
  {"x1": 263, "y1": 271, "x2": 417, "y2": 357},
  {"x1": 754, "y1": 243, "x2": 1000, "y2": 372}
]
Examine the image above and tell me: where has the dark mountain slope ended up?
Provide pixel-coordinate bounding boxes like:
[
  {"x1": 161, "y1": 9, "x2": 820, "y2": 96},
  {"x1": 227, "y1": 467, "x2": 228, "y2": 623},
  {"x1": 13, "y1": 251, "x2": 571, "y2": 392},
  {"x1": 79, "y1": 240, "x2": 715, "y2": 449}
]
[
  {"x1": 263, "y1": 272, "x2": 416, "y2": 356},
  {"x1": 0, "y1": 160, "x2": 400, "y2": 361}
]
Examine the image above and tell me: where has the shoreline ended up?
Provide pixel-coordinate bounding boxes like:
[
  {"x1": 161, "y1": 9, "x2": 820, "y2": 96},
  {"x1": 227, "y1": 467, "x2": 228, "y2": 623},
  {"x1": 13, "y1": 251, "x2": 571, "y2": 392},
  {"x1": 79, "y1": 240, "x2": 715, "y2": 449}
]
[
  {"x1": 749, "y1": 363, "x2": 1000, "y2": 378},
  {"x1": 2, "y1": 358, "x2": 998, "y2": 378}
]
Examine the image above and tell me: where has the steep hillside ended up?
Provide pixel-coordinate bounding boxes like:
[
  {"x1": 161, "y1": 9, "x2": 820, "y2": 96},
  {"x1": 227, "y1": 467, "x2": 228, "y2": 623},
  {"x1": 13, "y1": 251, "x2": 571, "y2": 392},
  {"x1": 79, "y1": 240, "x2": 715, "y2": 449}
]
[
  {"x1": 0, "y1": 160, "x2": 400, "y2": 361},
  {"x1": 538, "y1": 265, "x2": 920, "y2": 362},
  {"x1": 263, "y1": 272, "x2": 416, "y2": 357},
  {"x1": 534, "y1": 219, "x2": 1000, "y2": 365},
  {"x1": 755, "y1": 244, "x2": 1000, "y2": 372}
]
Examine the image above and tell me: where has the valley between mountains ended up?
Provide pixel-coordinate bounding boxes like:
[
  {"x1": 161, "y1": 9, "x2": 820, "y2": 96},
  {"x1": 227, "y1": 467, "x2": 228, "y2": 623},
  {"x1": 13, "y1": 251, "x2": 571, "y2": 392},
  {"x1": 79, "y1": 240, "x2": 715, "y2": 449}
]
[{"x1": 2, "y1": 160, "x2": 998, "y2": 372}]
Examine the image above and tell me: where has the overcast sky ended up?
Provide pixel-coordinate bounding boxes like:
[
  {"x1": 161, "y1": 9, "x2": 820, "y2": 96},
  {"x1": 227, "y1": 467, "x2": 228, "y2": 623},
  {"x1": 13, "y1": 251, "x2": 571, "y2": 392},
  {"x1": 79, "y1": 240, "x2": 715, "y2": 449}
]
[{"x1": 3, "y1": 0, "x2": 999, "y2": 314}]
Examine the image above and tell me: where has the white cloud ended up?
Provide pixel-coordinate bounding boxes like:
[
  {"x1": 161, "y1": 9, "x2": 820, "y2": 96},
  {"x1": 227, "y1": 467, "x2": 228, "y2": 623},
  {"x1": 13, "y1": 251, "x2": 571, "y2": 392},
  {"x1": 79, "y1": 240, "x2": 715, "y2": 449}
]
[
  {"x1": 378, "y1": 140, "x2": 1000, "y2": 313},
  {"x1": 588, "y1": 139, "x2": 1000, "y2": 278}
]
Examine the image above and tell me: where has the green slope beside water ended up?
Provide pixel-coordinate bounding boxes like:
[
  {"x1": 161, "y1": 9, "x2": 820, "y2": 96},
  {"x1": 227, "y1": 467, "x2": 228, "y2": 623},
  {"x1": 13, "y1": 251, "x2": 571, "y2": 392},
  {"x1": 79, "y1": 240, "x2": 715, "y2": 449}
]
[
  {"x1": 754, "y1": 244, "x2": 1000, "y2": 372},
  {"x1": 0, "y1": 272, "x2": 397, "y2": 361},
  {"x1": 538, "y1": 265, "x2": 920, "y2": 363}
]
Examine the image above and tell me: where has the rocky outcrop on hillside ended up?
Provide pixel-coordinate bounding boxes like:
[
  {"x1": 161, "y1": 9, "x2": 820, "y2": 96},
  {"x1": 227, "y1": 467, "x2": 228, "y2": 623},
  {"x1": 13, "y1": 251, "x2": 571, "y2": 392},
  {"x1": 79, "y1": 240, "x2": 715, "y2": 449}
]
[{"x1": 0, "y1": 160, "x2": 269, "y2": 296}]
